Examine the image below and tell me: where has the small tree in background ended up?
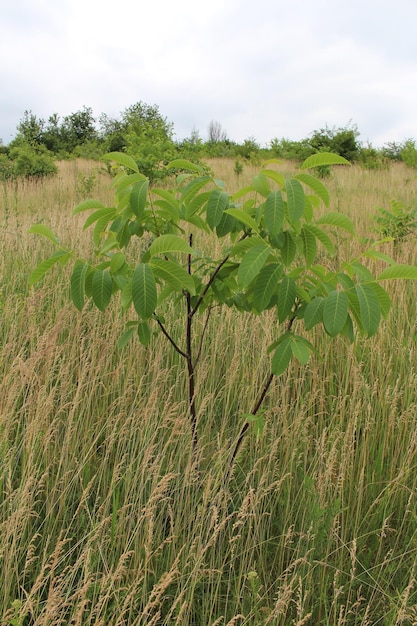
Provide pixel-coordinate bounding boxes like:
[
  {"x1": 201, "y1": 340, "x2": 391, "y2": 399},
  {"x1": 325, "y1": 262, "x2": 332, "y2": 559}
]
[
  {"x1": 207, "y1": 120, "x2": 228, "y2": 143},
  {"x1": 310, "y1": 123, "x2": 361, "y2": 161},
  {"x1": 400, "y1": 139, "x2": 417, "y2": 168}
]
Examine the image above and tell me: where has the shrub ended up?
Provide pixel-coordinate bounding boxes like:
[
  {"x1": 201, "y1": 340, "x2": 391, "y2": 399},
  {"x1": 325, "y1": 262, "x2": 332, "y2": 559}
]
[
  {"x1": 358, "y1": 145, "x2": 388, "y2": 170},
  {"x1": 374, "y1": 199, "x2": 417, "y2": 249},
  {"x1": 309, "y1": 123, "x2": 361, "y2": 162},
  {"x1": 400, "y1": 139, "x2": 417, "y2": 168},
  {"x1": 7, "y1": 144, "x2": 57, "y2": 179}
]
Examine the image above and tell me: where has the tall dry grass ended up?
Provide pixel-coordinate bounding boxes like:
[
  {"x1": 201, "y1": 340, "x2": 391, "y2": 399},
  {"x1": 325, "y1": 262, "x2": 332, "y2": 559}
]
[{"x1": 0, "y1": 159, "x2": 416, "y2": 624}]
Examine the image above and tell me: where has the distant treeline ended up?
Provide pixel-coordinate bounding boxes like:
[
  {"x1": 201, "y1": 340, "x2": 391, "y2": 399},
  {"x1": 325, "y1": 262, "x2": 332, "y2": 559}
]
[{"x1": 1, "y1": 101, "x2": 417, "y2": 180}]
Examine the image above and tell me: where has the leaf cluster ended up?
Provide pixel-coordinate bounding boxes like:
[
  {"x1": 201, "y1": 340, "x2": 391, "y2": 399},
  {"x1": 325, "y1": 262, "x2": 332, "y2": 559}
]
[
  {"x1": 374, "y1": 200, "x2": 417, "y2": 247},
  {"x1": 30, "y1": 151, "x2": 417, "y2": 378}
]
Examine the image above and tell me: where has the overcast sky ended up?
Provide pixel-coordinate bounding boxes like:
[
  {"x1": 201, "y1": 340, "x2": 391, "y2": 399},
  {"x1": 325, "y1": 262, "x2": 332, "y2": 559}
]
[{"x1": 1, "y1": 0, "x2": 417, "y2": 147}]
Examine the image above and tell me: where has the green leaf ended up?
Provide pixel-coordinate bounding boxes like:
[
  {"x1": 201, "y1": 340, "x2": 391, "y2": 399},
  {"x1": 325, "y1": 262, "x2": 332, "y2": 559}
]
[
  {"x1": 130, "y1": 179, "x2": 149, "y2": 219},
  {"x1": 264, "y1": 190, "x2": 284, "y2": 235},
  {"x1": 230, "y1": 236, "x2": 265, "y2": 257},
  {"x1": 377, "y1": 264, "x2": 417, "y2": 280},
  {"x1": 186, "y1": 213, "x2": 211, "y2": 233},
  {"x1": 355, "y1": 283, "x2": 381, "y2": 337},
  {"x1": 301, "y1": 152, "x2": 351, "y2": 169},
  {"x1": 93, "y1": 214, "x2": 115, "y2": 248},
  {"x1": 363, "y1": 249, "x2": 395, "y2": 265},
  {"x1": 368, "y1": 282, "x2": 391, "y2": 318},
  {"x1": 277, "y1": 276, "x2": 296, "y2": 323},
  {"x1": 70, "y1": 260, "x2": 90, "y2": 311},
  {"x1": 150, "y1": 258, "x2": 196, "y2": 295},
  {"x1": 117, "y1": 327, "x2": 136, "y2": 350},
  {"x1": 102, "y1": 151, "x2": 139, "y2": 173},
  {"x1": 206, "y1": 189, "x2": 229, "y2": 229},
  {"x1": 29, "y1": 249, "x2": 71, "y2": 285},
  {"x1": 166, "y1": 159, "x2": 204, "y2": 173},
  {"x1": 182, "y1": 176, "x2": 211, "y2": 206},
  {"x1": 120, "y1": 280, "x2": 132, "y2": 310},
  {"x1": 72, "y1": 199, "x2": 106, "y2": 215},
  {"x1": 252, "y1": 173, "x2": 270, "y2": 198},
  {"x1": 28, "y1": 223, "x2": 60, "y2": 244},
  {"x1": 340, "y1": 314, "x2": 355, "y2": 342},
  {"x1": 243, "y1": 412, "x2": 265, "y2": 438},
  {"x1": 253, "y1": 263, "x2": 283, "y2": 312},
  {"x1": 83, "y1": 207, "x2": 116, "y2": 231},
  {"x1": 323, "y1": 290, "x2": 348, "y2": 336},
  {"x1": 316, "y1": 212, "x2": 355, "y2": 236},
  {"x1": 92, "y1": 269, "x2": 113, "y2": 311},
  {"x1": 132, "y1": 263, "x2": 157, "y2": 319},
  {"x1": 237, "y1": 244, "x2": 271, "y2": 288},
  {"x1": 301, "y1": 226, "x2": 317, "y2": 266},
  {"x1": 304, "y1": 224, "x2": 335, "y2": 256},
  {"x1": 261, "y1": 169, "x2": 286, "y2": 187},
  {"x1": 110, "y1": 252, "x2": 126, "y2": 274},
  {"x1": 346, "y1": 290, "x2": 364, "y2": 332},
  {"x1": 216, "y1": 211, "x2": 240, "y2": 237},
  {"x1": 148, "y1": 234, "x2": 194, "y2": 258},
  {"x1": 348, "y1": 261, "x2": 375, "y2": 281},
  {"x1": 232, "y1": 185, "x2": 255, "y2": 200},
  {"x1": 112, "y1": 172, "x2": 147, "y2": 193},
  {"x1": 294, "y1": 173, "x2": 330, "y2": 207},
  {"x1": 137, "y1": 321, "x2": 151, "y2": 346},
  {"x1": 153, "y1": 188, "x2": 180, "y2": 214},
  {"x1": 304, "y1": 296, "x2": 325, "y2": 330},
  {"x1": 271, "y1": 334, "x2": 293, "y2": 375},
  {"x1": 286, "y1": 178, "x2": 305, "y2": 222},
  {"x1": 291, "y1": 336, "x2": 311, "y2": 365},
  {"x1": 185, "y1": 191, "x2": 211, "y2": 218},
  {"x1": 281, "y1": 231, "x2": 297, "y2": 266},
  {"x1": 224, "y1": 208, "x2": 259, "y2": 233}
]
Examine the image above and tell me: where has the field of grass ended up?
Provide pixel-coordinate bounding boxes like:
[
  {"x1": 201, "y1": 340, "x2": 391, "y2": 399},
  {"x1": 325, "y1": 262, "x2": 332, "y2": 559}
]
[{"x1": 0, "y1": 158, "x2": 416, "y2": 624}]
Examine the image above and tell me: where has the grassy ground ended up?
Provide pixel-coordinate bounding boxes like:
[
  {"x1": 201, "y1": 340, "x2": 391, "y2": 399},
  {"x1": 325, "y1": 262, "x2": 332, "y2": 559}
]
[{"x1": 0, "y1": 159, "x2": 416, "y2": 624}]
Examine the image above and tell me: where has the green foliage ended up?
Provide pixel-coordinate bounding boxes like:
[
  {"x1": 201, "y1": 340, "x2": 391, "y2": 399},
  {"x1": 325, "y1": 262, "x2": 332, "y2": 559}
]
[
  {"x1": 59, "y1": 106, "x2": 97, "y2": 152},
  {"x1": 310, "y1": 123, "x2": 361, "y2": 161},
  {"x1": 270, "y1": 123, "x2": 361, "y2": 164},
  {"x1": 119, "y1": 102, "x2": 176, "y2": 182},
  {"x1": 399, "y1": 139, "x2": 417, "y2": 168},
  {"x1": 234, "y1": 137, "x2": 261, "y2": 161},
  {"x1": 374, "y1": 200, "x2": 417, "y2": 248},
  {"x1": 0, "y1": 144, "x2": 58, "y2": 180},
  {"x1": 13, "y1": 107, "x2": 98, "y2": 156},
  {"x1": 270, "y1": 137, "x2": 315, "y2": 162},
  {"x1": 358, "y1": 144, "x2": 389, "y2": 170},
  {"x1": 30, "y1": 151, "x2": 417, "y2": 462}
]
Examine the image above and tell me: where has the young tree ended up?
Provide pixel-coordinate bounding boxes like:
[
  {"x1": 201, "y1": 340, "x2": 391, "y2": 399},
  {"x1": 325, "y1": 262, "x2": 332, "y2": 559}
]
[
  {"x1": 15, "y1": 110, "x2": 45, "y2": 147},
  {"x1": 207, "y1": 120, "x2": 227, "y2": 143},
  {"x1": 29, "y1": 152, "x2": 417, "y2": 472},
  {"x1": 310, "y1": 123, "x2": 361, "y2": 161},
  {"x1": 120, "y1": 102, "x2": 176, "y2": 181},
  {"x1": 59, "y1": 106, "x2": 98, "y2": 152}
]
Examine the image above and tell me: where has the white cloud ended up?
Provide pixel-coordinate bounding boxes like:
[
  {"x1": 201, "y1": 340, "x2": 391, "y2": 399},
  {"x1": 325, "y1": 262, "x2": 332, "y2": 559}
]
[{"x1": 1, "y1": 0, "x2": 417, "y2": 146}]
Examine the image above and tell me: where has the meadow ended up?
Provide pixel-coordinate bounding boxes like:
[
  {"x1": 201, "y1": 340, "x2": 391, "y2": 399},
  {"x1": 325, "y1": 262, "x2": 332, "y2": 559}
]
[{"x1": 0, "y1": 158, "x2": 416, "y2": 625}]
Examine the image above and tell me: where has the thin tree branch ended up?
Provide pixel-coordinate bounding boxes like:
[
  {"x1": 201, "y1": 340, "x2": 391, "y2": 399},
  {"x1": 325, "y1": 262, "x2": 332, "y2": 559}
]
[
  {"x1": 190, "y1": 233, "x2": 247, "y2": 318},
  {"x1": 155, "y1": 318, "x2": 188, "y2": 359},
  {"x1": 186, "y1": 233, "x2": 199, "y2": 456},
  {"x1": 224, "y1": 314, "x2": 298, "y2": 481}
]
